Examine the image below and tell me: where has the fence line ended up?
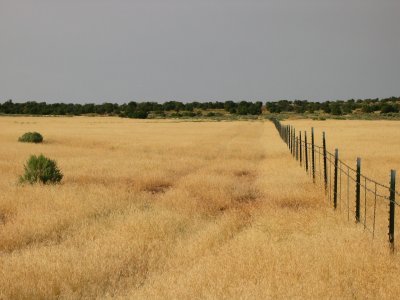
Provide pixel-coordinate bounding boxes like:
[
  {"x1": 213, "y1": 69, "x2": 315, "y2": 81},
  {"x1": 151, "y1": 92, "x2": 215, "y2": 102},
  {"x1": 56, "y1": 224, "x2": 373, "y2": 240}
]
[{"x1": 271, "y1": 118, "x2": 399, "y2": 251}]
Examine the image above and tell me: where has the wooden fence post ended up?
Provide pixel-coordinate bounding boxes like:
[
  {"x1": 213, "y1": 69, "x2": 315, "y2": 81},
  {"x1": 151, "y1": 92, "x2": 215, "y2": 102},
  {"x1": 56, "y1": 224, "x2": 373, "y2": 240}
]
[
  {"x1": 305, "y1": 131, "x2": 308, "y2": 173},
  {"x1": 286, "y1": 126, "x2": 288, "y2": 144},
  {"x1": 292, "y1": 128, "x2": 295, "y2": 157},
  {"x1": 284, "y1": 126, "x2": 286, "y2": 144},
  {"x1": 299, "y1": 131, "x2": 302, "y2": 166},
  {"x1": 311, "y1": 127, "x2": 315, "y2": 183},
  {"x1": 323, "y1": 132, "x2": 328, "y2": 191},
  {"x1": 334, "y1": 149, "x2": 338, "y2": 209},
  {"x1": 356, "y1": 158, "x2": 361, "y2": 223},
  {"x1": 389, "y1": 170, "x2": 396, "y2": 251}
]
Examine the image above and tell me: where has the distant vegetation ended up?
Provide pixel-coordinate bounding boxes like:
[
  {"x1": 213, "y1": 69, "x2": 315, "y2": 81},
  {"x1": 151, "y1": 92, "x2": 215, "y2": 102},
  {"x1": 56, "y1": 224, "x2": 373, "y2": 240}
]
[
  {"x1": 0, "y1": 100, "x2": 262, "y2": 118},
  {"x1": 265, "y1": 97, "x2": 400, "y2": 115},
  {"x1": 18, "y1": 132, "x2": 43, "y2": 143},
  {"x1": 19, "y1": 154, "x2": 63, "y2": 184},
  {"x1": 1, "y1": 97, "x2": 400, "y2": 119}
]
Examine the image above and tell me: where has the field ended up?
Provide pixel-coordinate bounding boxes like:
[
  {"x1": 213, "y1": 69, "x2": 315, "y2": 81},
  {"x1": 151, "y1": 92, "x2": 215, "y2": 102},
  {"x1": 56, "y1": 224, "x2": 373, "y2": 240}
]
[{"x1": 1, "y1": 116, "x2": 400, "y2": 299}]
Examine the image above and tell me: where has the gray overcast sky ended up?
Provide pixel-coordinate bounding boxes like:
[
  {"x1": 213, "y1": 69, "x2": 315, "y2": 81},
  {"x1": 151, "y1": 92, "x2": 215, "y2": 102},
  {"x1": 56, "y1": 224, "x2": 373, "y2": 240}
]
[{"x1": 0, "y1": 0, "x2": 399, "y2": 103}]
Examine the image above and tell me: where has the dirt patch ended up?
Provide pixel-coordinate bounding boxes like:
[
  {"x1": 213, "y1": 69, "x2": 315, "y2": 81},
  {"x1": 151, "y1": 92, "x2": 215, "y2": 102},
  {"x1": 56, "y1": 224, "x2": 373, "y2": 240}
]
[
  {"x1": 234, "y1": 170, "x2": 254, "y2": 178},
  {"x1": 0, "y1": 212, "x2": 7, "y2": 225},
  {"x1": 143, "y1": 183, "x2": 172, "y2": 194},
  {"x1": 277, "y1": 197, "x2": 314, "y2": 210}
]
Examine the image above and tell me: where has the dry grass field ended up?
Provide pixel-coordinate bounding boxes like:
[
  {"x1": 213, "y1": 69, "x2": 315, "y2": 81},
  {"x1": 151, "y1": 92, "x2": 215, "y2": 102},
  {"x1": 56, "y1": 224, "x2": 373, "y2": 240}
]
[{"x1": 1, "y1": 116, "x2": 400, "y2": 299}]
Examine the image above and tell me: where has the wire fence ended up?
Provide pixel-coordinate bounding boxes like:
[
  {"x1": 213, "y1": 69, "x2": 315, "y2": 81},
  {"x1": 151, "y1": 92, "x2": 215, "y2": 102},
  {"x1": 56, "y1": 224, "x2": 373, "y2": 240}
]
[{"x1": 271, "y1": 118, "x2": 399, "y2": 251}]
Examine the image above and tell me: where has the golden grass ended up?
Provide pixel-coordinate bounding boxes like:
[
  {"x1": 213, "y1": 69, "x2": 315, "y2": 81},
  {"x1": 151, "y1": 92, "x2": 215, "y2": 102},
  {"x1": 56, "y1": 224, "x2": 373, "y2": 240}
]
[{"x1": 0, "y1": 116, "x2": 399, "y2": 299}]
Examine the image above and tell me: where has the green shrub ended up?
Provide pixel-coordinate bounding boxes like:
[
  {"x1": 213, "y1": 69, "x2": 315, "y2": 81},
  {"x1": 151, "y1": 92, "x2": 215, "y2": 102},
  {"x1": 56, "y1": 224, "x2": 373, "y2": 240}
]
[
  {"x1": 132, "y1": 111, "x2": 148, "y2": 119},
  {"x1": 18, "y1": 132, "x2": 43, "y2": 143},
  {"x1": 170, "y1": 112, "x2": 182, "y2": 118},
  {"x1": 182, "y1": 111, "x2": 196, "y2": 117},
  {"x1": 19, "y1": 154, "x2": 63, "y2": 184}
]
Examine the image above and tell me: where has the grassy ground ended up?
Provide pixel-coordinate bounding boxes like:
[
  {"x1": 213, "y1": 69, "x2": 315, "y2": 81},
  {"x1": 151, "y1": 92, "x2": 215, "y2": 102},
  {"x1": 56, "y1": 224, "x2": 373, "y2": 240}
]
[{"x1": 0, "y1": 116, "x2": 400, "y2": 299}]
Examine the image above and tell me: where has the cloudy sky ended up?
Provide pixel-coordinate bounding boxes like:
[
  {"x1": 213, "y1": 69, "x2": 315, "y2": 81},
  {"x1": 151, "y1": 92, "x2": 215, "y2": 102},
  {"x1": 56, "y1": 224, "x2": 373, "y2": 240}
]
[{"x1": 0, "y1": 0, "x2": 399, "y2": 103}]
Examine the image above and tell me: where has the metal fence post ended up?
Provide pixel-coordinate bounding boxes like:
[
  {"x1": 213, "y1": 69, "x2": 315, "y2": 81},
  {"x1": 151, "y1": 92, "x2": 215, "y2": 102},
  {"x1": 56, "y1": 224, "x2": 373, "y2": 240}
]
[
  {"x1": 323, "y1": 132, "x2": 328, "y2": 191},
  {"x1": 296, "y1": 137, "x2": 298, "y2": 161},
  {"x1": 389, "y1": 170, "x2": 396, "y2": 250},
  {"x1": 305, "y1": 131, "x2": 308, "y2": 173},
  {"x1": 356, "y1": 158, "x2": 361, "y2": 223},
  {"x1": 334, "y1": 149, "x2": 338, "y2": 209},
  {"x1": 311, "y1": 127, "x2": 315, "y2": 183}
]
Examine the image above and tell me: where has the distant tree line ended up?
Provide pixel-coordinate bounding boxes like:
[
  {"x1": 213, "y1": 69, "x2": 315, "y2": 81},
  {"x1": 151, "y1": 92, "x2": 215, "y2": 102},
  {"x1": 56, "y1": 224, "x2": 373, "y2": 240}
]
[
  {"x1": 0, "y1": 100, "x2": 262, "y2": 118},
  {"x1": 265, "y1": 97, "x2": 400, "y2": 115},
  {"x1": 0, "y1": 97, "x2": 399, "y2": 118}
]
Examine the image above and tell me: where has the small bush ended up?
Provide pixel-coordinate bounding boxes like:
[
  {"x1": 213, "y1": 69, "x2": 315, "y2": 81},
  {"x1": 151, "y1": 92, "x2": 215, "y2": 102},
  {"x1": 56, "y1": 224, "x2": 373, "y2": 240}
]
[
  {"x1": 170, "y1": 112, "x2": 183, "y2": 118},
  {"x1": 20, "y1": 154, "x2": 63, "y2": 184},
  {"x1": 182, "y1": 111, "x2": 196, "y2": 117},
  {"x1": 18, "y1": 132, "x2": 43, "y2": 143}
]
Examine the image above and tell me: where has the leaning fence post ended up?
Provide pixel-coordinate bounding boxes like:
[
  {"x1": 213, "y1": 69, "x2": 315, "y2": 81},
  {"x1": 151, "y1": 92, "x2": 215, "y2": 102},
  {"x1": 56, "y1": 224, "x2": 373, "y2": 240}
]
[
  {"x1": 356, "y1": 158, "x2": 361, "y2": 223},
  {"x1": 333, "y1": 149, "x2": 338, "y2": 209},
  {"x1": 311, "y1": 127, "x2": 315, "y2": 183},
  {"x1": 389, "y1": 170, "x2": 396, "y2": 251},
  {"x1": 305, "y1": 131, "x2": 308, "y2": 173},
  {"x1": 323, "y1": 132, "x2": 328, "y2": 191},
  {"x1": 299, "y1": 131, "x2": 302, "y2": 166}
]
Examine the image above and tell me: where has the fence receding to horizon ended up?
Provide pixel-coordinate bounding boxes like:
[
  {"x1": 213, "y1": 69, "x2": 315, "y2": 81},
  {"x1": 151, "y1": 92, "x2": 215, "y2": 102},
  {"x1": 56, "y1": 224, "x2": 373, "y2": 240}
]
[{"x1": 271, "y1": 118, "x2": 399, "y2": 251}]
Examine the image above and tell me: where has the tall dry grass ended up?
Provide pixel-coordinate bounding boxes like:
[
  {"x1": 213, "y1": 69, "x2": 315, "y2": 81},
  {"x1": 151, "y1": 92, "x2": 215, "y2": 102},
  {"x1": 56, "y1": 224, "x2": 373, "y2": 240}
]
[{"x1": 0, "y1": 116, "x2": 399, "y2": 299}]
